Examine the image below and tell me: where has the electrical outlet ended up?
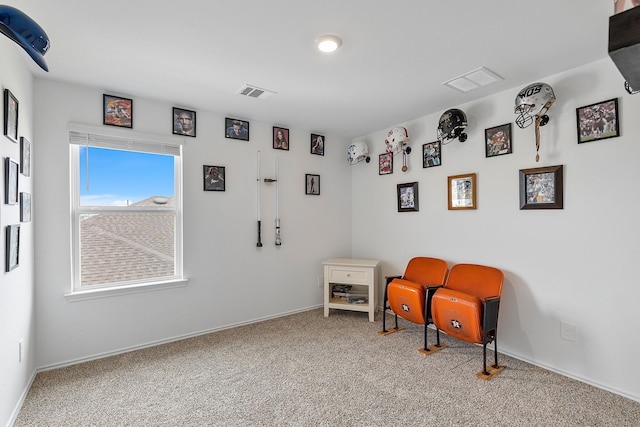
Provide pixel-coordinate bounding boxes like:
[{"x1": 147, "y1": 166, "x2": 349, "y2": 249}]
[
  {"x1": 18, "y1": 339, "x2": 23, "y2": 363},
  {"x1": 560, "y1": 322, "x2": 576, "y2": 342},
  {"x1": 317, "y1": 275, "x2": 324, "y2": 288}
]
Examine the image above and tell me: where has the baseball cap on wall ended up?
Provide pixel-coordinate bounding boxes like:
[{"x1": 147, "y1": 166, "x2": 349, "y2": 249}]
[{"x1": 0, "y1": 5, "x2": 50, "y2": 71}]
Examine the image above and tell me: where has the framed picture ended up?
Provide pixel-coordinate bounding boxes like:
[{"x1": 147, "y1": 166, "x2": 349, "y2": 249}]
[
  {"x1": 448, "y1": 173, "x2": 477, "y2": 210},
  {"x1": 5, "y1": 157, "x2": 18, "y2": 205},
  {"x1": 225, "y1": 118, "x2": 250, "y2": 141},
  {"x1": 485, "y1": 123, "x2": 513, "y2": 157},
  {"x1": 6, "y1": 224, "x2": 20, "y2": 272},
  {"x1": 305, "y1": 174, "x2": 320, "y2": 195},
  {"x1": 379, "y1": 152, "x2": 393, "y2": 175},
  {"x1": 4, "y1": 88, "x2": 18, "y2": 143},
  {"x1": 422, "y1": 141, "x2": 441, "y2": 168},
  {"x1": 20, "y1": 192, "x2": 31, "y2": 222},
  {"x1": 311, "y1": 134, "x2": 324, "y2": 155},
  {"x1": 576, "y1": 98, "x2": 619, "y2": 144},
  {"x1": 273, "y1": 127, "x2": 289, "y2": 150},
  {"x1": 103, "y1": 94, "x2": 133, "y2": 128},
  {"x1": 20, "y1": 136, "x2": 30, "y2": 176},
  {"x1": 397, "y1": 182, "x2": 419, "y2": 212},
  {"x1": 203, "y1": 165, "x2": 225, "y2": 191},
  {"x1": 519, "y1": 164, "x2": 564, "y2": 209},
  {"x1": 173, "y1": 107, "x2": 196, "y2": 137}
]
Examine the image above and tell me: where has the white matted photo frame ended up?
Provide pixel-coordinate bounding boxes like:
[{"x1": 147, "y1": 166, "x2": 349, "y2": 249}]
[
  {"x1": 103, "y1": 94, "x2": 133, "y2": 128},
  {"x1": 203, "y1": 165, "x2": 225, "y2": 191},
  {"x1": 397, "y1": 182, "x2": 418, "y2": 212},
  {"x1": 379, "y1": 152, "x2": 393, "y2": 175},
  {"x1": 20, "y1": 136, "x2": 30, "y2": 176},
  {"x1": 422, "y1": 141, "x2": 441, "y2": 168},
  {"x1": 173, "y1": 107, "x2": 196, "y2": 137},
  {"x1": 448, "y1": 173, "x2": 476, "y2": 210},
  {"x1": 305, "y1": 174, "x2": 320, "y2": 195},
  {"x1": 4, "y1": 88, "x2": 18, "y2": 143},
  {"x1": 5, "y1": 157, "x2": 19, "y2": 205},
  {"x1": 225, "y1": 118, "x2": 250, "y2": 140},
  {"x1": 485, "y1": 123, "x2": 513, "y2": 157},
  {"x1": 576, "y1": 98, "x2": 619, "y2": 144},
  {"x1": 519, "y1": 164, "x2": 563, "y2": 209},
  {"x1": 311, "y1": 134, "x2": 324, "y2": 155},
  {"x1": 6, "y1": 224, "x2": 20, "y2": 272}
]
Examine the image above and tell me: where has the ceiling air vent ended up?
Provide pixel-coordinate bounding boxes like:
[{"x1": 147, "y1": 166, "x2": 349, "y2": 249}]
[{"x1": 236, "y1": 84, "x2": 276, "y2": 99}]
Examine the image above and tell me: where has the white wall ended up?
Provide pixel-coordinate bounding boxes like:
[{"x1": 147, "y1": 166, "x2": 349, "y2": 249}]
[
  {"x1": 351, "y1": 58, "x2": 640, "y2": 401},
  {"x1": 33, "y1": 79, "x2": 352, "y2": 368},
  {"x1": 0, "y1": 39, "x2": 36, "y2": 425}
]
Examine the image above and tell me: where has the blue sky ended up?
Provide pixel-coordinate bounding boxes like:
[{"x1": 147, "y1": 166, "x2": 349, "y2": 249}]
[{"x1": 79, "y1": 147, "x2": 174, "y2": 206}]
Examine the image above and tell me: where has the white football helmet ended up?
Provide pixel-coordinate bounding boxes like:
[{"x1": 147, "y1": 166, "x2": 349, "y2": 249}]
[
  {"x1": 437, "y1": 109, "x2": 468, "y2": 144},
  {"x1": 514, "y1": 82, "x2": 555, "y2": 129},
  {"x1": 385, "y1": 127, "x2": 410, "y2": 155},
  {"x1": 347, "y1": 141, "x2": 370, "y2": 165}
]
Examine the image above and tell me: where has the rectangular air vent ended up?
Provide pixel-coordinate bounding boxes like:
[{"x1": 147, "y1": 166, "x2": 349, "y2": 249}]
[{"x1": 236, "y1": 84, "x2": 276, "y2": 99}]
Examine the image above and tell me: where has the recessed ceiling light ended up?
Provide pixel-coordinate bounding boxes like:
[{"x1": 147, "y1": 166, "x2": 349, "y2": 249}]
[{"x1": 316, "y1": 35, "x2": 342, "y2": 53}]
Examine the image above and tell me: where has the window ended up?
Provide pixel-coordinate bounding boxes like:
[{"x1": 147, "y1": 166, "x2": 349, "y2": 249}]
[{"x1": 69, "y1": 124, "x2": 184, "y2": 295}]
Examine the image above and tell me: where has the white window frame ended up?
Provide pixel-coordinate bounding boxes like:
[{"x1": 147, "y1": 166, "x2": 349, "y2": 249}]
[{"x1": 66, "y1": 123, "x2": 186, "y2": 301}]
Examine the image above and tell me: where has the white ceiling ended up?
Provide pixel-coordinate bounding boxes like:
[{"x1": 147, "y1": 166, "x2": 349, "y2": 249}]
[{"x1": 11, "y1": 0, "x2": 617, "y2": 139}]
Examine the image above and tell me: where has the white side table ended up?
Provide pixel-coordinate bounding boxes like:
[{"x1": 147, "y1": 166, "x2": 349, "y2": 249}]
[{"x1": 322, "y1": 258, "x2": 380, "y2": 322}]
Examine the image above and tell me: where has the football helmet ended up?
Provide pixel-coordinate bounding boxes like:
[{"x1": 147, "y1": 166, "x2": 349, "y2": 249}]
[
  {"x1": 514, "y1": 82, "x2": 555, "y2": 129},
  {"x1": 385, "y1": 127, "x2": 410, "y2": 155},
  {"x1": 347, "y1": 141, "x2": 371, "y2": 165},
  {"x1": 437, "y1": 109, "x2": 468, "y2": 144}
]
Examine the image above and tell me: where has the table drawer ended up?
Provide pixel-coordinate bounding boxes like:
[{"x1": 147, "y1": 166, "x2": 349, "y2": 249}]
[{"x1": 327, "y1": 266, "x2": 371, "y2": 284}]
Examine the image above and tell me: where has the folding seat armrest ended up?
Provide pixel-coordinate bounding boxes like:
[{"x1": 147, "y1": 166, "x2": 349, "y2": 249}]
[
  {"x1": 482, "y1": 296, "x2": 501, "y2": 333},
  {"x1": 424, "y1": 285, "x2": 443, "y2": 323}
]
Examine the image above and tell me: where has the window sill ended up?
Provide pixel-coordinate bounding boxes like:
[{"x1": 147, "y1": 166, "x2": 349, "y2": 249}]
[{"x1": 64, "y1": 278, "x2": 188, "y2": 302}]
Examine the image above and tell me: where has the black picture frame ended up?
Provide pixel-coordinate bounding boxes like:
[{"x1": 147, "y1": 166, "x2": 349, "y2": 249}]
[
  {"x1": 485, "y1": 123, "x2": 513, "y2": 157},
  {"x1": 20, "y1": 136, "x2": 30, "y2": 176},
  {"x1": 379, "y1": 152, "x2": 393, "y2": 175},
  {"x1": 273, "y1": 127, "x2": 289, "y2": 150},
  {"x1": 305, "y1": 174, "x2": 320, "y2": 195},
  {"x1": 4, "y1": 88, "x2": 18, "y2": 143},
  {"x1": 311, "y1": 134, "x2": 324, "y2": 156},
  {"x1": 397, "y1": 182, "x2": 419, "y2": 212},
  {"x1": 576, "y1": 98, "x2": 620, "y2": 144},
  {"x1": 422, "y1": 141, "x2": 442, "y2": 168},
  {"x1": 6, "y1": 224, "x2": 20, "y2": 272},
  {"x1": 20, "y1": 192, "x2": 31, "y2": 222},
  {"x1": 173, "y1": 107, "x2": 196, "y2": 137},
  {"x1": 519, "y1": 165, "x2": 564, "y2": 210},
  {"x1": 5, "y1": 157, "x2": 18, "y2": 205},
  {"x1": 225, "y1": 118, "x2": 250, "y2": 141},
  {"x1": 103, "y1": 94, "x2": 133, "y2": 128},
  {"x1": 203, "y1": 165, "x2": 226, "y2": 191}
]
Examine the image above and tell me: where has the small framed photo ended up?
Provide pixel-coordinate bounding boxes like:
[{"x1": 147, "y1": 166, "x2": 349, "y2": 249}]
[
  {"x1": 519, "y1": 164, "x2": 563, "y2": 210},
  {"x1": 397, "y1": 182, "x2": 419, "y2": 212},
  {"x1": 173, "y1": 107, "x2": 196, "y2": 137},
  {"x1": 273, "y1": 127, "x2": 289, "y2": 150},
  {"x1": 311, "y1": 134, "x2": 324, "y2": 156},
  {"x1": 203, "y1": 165, "x2": 225, "y2": 191},
  {"x1": 422, "y1": 141, "x2": 441, "y2": 168},
  {"x1": 576, "y1": 98, "x2": 619, "y2": 144},
  {"x1": 448, "y1": 173, "x2": 477, "y2": 210},
  {"x1": 5, "y1": 157, "x2": 19, "y2": 205},
  {"x1": 225, "y1": 118, "x2": 250, "y2": 141},
  {"x1": 485, "y1": 123, "x2": 513, "y2": 157},
  {"x1": 4, "y1": 88, "x2": 18, "y2": 143},
  {"x1": 6, "y1": 224, "x2": 20, "y2": 272},
  {"x1": 20, "y1": 136, "x2": 31, "y2": 176},
  {"x1": 103, "y1": 94, "x2": 133, "y2": 128},
  {"x1": 379, "y1": 152, "x2": 393, "y2": 175},
  {"x1": 305, "y1": 174, "x2": 320, "y2": 195},
  {"x1": 20, "y1": 192, "x2": 31, "y2": 222}
]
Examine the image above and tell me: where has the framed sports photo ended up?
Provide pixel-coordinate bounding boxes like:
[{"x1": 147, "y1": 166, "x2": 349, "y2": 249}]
[
  {"x1": 20, "y1": 136, "x2": 31, "y2": 176},
  {"x1": 203, "y1": 165, "x2": 225, "y2": 191},
  {"x1": 103, "y1": 94, "x2": 133, "y2": 128},
  {"x1": 20, "y1": 193, "x2": 31, "y2": 222},
  {"x1": 397, "y1": 182, "x2": 418, "y2": 212},
  {"x1": 422, "y1": 141, "x2": 441, "y2": 168},
  {"x1": 485, "y1": 123, "x2": 512, "y2": 157},
  {"x1": 273, "y1": 127, "x2": 289, "y2": 150},
  {"x1": 6, "y1": 224, "x2": 20, "y2": 272},
  {"x1": 448, "y1": 173, "x2": 476, "y2": 210},
  {"x1": 305, "y1": 174, "x2": 320, "y2": 195},
  {"x1": 311, "y1": 134, "x2": 324, "y2": 155},
  {"x1": 519, "y1": 165, "x2": 563, "y2": 209},
  {"x1": 225, "y1": 118, "x2": 250, "y2": 141},
  {"x1": 379, "y1": 153, "x2": 393, "y2": 175},
  {"x1": 576, "y1": 98, "x2": 619, "y2": 144},
  {"x1": 5, "y1": 157, "x2": 19, "y2": 205},
  {"x1": 173, "y1": 107, "x2": 196, "y2": 137},
  {"x1": 4, "y1": 88, "x2": 18, "y2": 143}
]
